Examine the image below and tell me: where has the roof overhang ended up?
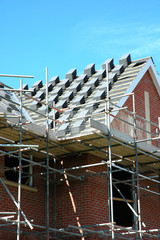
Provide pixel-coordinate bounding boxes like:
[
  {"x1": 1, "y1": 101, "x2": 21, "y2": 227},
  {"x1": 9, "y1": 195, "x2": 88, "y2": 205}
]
[{"x1": 117, "y1": 58, "x2": 160, "y2": 109}]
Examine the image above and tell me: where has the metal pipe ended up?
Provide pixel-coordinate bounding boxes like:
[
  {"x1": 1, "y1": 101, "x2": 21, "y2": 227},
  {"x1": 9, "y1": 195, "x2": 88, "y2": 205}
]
[
  {"x1": 69, "y1": 225, "x2": 128, "y2": 239},
  {"x1": 0, "y1": 88, "x2": 33, "y2": 92},
  {"x1": 0, "y1": 148, "x2": 30, "y2": 157},
  {"x1": 29, "y1": 155, "x2": 33, "y2": 187},
  {"x1": 105, "y1": 100, "x2": 107, "y2": 125},
  {"x1": 105, "y1": 106, "x2": 128, "y2": 113},
  {"x1": 17, "y1": 79, "x2": 23, "y2": 240},
  {"x1": 0, "y1": 115, "x2": 21, "y2": 118},
  {"x1": 0, "y1": 212, "x2": 16, "y2": 215},
  {"x1": 32, "y1": 223, "x2": 82, "y2": 237},
  {"x1": 106, "y1": 65, "x2": 111, "y2": 232},
  {"x1": 120, "y1": 228, "x2": 160, "y2": 236},
  {"x1": 129, "y1": 136, "x2": 160, "y2": 144},
  {"x1": 69, "y1": 225, "x2": 110, "y2": 237},
  {"x1": 0, "y1": 144, "x2": 39, "y2": 147},
  {"x1": 106, "y1": 63, "x2": 114, "y2": 239},
  {"x1": 0, "y1": 221, "x2": 83, "y2": 237},
  {"x1": 0, "y1": 74, "x2": 34, "y2": 78},
  {"x1": 132, "y1": 93, "x2": 142, "y2": 239},
  {"x1": 53, "y1": 157, "x2": 56, "y2": 238},
  {"x1": 135, "y1": 111, "x2": 159, "y2": 127},
  {"x1": 109, "y1": 162, "x2": 160, "y2": 184},
  {"x1": 0, "y1": 222, "x2": 16, "y2": 227},
  {"x1": 46, "y1": 67, "x2": 50, "y2": 240},
  {"x1": 79, "y1": 222, "x2": 113, "y2": 228},
  {"x1": 156, "y1": 128, "x2": 159, "y2": 148},
  {"x1": 62, "y1": 162, "x2": 105, "y2": 172},
  {"x1": 113, "y1": 183, "x2": 138, "y2": 217},
  {"x1": 131, "y1": 166, "x2": 138, "y2": 229},
  {"x1": 107, "y1": 92, "x2": 134, "y2": 101}
]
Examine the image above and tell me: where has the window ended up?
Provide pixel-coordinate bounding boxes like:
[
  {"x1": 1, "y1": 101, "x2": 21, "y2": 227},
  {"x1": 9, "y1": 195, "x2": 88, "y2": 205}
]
[
  {"x1": 113, "y1": 168, "x2": 133, "y2": 227},
  {"x1": 5, "y1": 155, "x2": 32, "y2": 186}
]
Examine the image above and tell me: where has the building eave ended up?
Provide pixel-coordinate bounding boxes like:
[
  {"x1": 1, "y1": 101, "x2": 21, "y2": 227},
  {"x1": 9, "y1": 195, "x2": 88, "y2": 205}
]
[{"x1": 116, "y1": 57, "x2": 160, "y2": 110}]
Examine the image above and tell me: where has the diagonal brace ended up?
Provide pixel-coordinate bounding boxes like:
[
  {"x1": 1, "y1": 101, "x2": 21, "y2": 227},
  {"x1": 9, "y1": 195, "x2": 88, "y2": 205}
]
[
  {"x1": 113, "y1": 182, "x2": 138, "y2": 218},
  {"x1": 0, "y1": 177, "x2": 33, "y2": 229}
]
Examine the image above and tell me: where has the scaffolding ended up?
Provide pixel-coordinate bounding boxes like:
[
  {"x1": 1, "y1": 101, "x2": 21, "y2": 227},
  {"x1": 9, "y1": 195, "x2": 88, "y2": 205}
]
[{"x1": 0, "y1": 67, "x2": 159, "y2": 240}]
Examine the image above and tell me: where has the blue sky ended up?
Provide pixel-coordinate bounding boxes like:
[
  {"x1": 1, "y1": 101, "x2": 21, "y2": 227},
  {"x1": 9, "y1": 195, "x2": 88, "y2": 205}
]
[{"x1": 0, "y1": 0, "x2": 160, "y2": 89}]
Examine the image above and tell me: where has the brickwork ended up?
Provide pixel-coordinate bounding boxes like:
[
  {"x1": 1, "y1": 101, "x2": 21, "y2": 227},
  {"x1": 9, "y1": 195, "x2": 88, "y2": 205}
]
[
  {"x1": 0, "y1": 152, "x2": 159, "y2": 239},
  {"x1": 140, "y1": 179, "x2": 160, "y2": 230},
  {"x1": 55, "y1": 154, "x2": 108, "y2": 227},
  {"x1": 54, "y1": 154, "x2": 109, "y2": 239},
  {"x1": 111, "y1": 70, "x2": 160, "y2": 146},
  {"x1": 125, "y1": 70, "x2": 160, "y2": 145},
  {"x1": 0, "y1": 155, "x2": 46, "y2": 240}
]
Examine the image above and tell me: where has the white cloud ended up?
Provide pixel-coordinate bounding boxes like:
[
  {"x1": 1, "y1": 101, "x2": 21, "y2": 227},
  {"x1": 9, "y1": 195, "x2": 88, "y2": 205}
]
[
  {"x1": 69, "y1": 18, "x2": 160, "y2": 72},
  {"x1": 131, "y1": 40, "x2": 160, "y2": 57}
]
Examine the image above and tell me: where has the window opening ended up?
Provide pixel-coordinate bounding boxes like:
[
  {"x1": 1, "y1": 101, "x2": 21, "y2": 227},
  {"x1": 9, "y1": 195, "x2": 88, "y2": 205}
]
[
  {"x1": 113, "y1": 167, "x2": 133, "y2": 227},
  {"x1": 5, "y1": 155, "x2": 32, "y2": 186}
]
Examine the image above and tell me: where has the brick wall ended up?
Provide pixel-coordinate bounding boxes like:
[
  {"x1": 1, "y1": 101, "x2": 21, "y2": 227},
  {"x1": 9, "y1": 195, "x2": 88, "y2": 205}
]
[
  {"x1": 140, "y1": 179, "x2": 160, "y2": 230},
  {"x1": 111, "y1": 70, "x2": 160, "y2": 146},
  {"x1": 51, "y1": 154, "x2": 109, "y2": 239},
  {"x1": 0, "y1": 152, "x2": 159, "y2": 239},
  {"x1": 0, "y1": 155, "x2": 46, "y2": 240}
]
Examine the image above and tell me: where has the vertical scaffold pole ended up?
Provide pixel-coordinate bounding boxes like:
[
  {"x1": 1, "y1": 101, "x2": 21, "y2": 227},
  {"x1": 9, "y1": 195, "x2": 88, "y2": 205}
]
[
  {"x1": 46, "y1": 67, "x2": 50, "y2": 240},
  {"x1": 132, "y1": 166, "x2": 138, "y2": 231},
  {"x1": 53, "y1": 101, "x2": 56, "y2": 132},
  {"x1": 54, "y1": 157, "x2": 56, "y2": 238},
  {"x1": 132, "y1": 93, "x2": 142, "y2": 239},
  {"x1": 106, "y1": 64, "x2": 114, "y2": 239},
  {"x1": 17, "y1": 79, "x2": 23, "y2": 240}
]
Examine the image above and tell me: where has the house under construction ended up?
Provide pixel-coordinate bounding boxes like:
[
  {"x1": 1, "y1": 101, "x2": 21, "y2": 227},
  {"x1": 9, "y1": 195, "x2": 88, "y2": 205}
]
[{"x1": 0, "y1": 53, "x2": 159, "y2": 239}]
